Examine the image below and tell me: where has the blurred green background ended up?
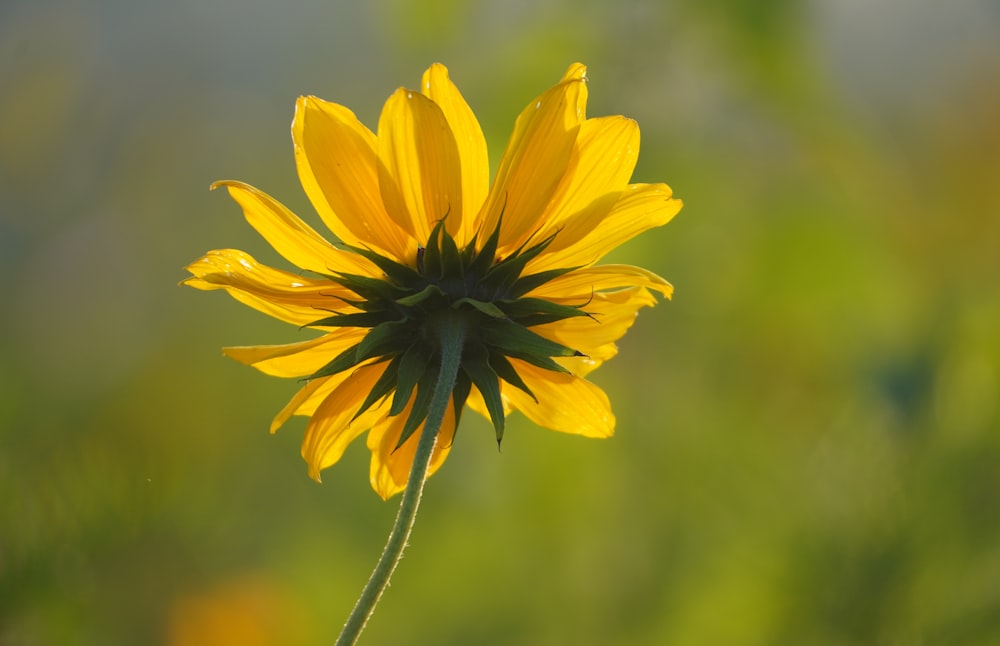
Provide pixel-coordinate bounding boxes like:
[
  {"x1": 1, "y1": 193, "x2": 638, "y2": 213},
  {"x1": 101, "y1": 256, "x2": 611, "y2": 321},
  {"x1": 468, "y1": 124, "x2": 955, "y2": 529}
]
[{"x1": 2, "y1": 0, "x2": 998, "y2": 644}]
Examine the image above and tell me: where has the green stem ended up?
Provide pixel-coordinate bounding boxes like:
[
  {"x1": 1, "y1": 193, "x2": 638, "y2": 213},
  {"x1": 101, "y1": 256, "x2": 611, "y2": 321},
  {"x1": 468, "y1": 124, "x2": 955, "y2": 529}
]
[{"x1": 334, "y1": 319, "x2": 466, "y2": 646}]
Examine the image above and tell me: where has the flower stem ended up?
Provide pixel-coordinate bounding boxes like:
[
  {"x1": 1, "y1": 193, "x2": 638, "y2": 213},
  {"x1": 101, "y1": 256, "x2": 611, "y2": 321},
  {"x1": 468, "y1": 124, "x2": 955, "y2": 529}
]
[{"x1": 334, "y1": 319, "x2": 466, "y2": 646}]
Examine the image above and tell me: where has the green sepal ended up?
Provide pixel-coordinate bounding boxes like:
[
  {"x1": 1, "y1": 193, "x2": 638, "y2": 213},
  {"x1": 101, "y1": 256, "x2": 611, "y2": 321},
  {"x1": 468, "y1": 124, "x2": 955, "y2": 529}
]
[
  {"x1": 462, "y1": 349, "x2": 505, "y2": 442},
  {"x1": 480, "y1": 318, "x2": 580, "y2": 359},
  {"x1": 421, "y1": 220, "x2": 445, "y2": 280},
  {"x1": 504, "y1": 349, "x2": 575, "y2": 373},
  {"x1": 304, "y1": 341, "x2": 366, "y2": 380},
  {"x1": 450, "y1": 370, "x2": 472, "y2": 432},
  {"x1": 306, "y1": 310, "x2": 399, "y2": 329},
  {"x1": 481, "y1": 233, "x2": 556, "y2": 297},
  {"x1": 390, "y1": 343, "x2": 432, "y2": 417},
  {"x1": 459, "y1": 231, "x2": 480, "y2": 268},
  {"x1": 466, "y1": 215, "x2": 501, "y2": 279},
  {"x1": 508, "y1": 265, "x2": 581, "y2": 299},
  {"x1": 498, "y1": 297, "x2": 589, "y2": 324},
  {"x1": 452, "y1": 297, "x2": 506, "y2": 319},
  {"x1": 488, "y1": 351, "x2": 536, "y2": 402},
  {"x1": 340, "y1": 243, "x2": 424, "y2": 289},
  {"x1": 438, "y1": 222, "x2": 464, "y2": 282},
  {"x1": 329, "y1": 271, "x2": 407, "y2": 302},
  {"x1": 356, "y1": 320, "x2": 416, "y2": 363},
  {"x1": 395, "y1": 284, "x2": 446, "y2": 308},
  {"x1": 509, "y1": 313, "x2": 582, "y2": 328},
  {"x1": 311, "y1": 294, "x2": 370, "y2": 312},
  {"x1": 394, "y1": 368, "x2": 438, "y2": 451},
  {"x1": 352, "y1": 355, "x2": 401, "y2": 421}
]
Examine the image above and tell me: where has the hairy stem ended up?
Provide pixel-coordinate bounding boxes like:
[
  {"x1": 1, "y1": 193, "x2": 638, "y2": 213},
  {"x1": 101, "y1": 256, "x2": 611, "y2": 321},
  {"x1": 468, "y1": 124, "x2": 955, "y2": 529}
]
[{"x1": 334, "y1": 319, "x2": 466, "y2": 646}]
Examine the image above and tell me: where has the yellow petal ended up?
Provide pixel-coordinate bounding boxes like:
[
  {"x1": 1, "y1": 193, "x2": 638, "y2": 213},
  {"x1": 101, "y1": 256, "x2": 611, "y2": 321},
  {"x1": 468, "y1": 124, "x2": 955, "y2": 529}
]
[
  {"x1": 183, "y1": 249, "x2": 352, "y2": 325},
  {"x1": 271, "y1": 374, "x2": 342, "y2": 433},
  {"x1": 419, "y1": 63, "x2": 490, "y2": 246},
  {"x1": 377, "y1": 88, "x2": 463, "y2": 243},
  {"x1": 300, "y1": 362, "x2": 392, "y2": 482},
  {"x1": 533, "y1": 183, "x2": 682, "y2": 271},
  {"x1": 366, "y1": 395, "x2": 457, "y2": 500},
  {"x1": 292, "y1": 96, "x2": 413, "y2": 262},
  {"x1": 553, "y1": 344, "x2": 619, "y2": 378},
  {"x1": 210, "y1": 180, "x2": 371, "y2": 275},
  {"x1": 534, "y1": 116, "x2": 639, "y2": 246},
  {"x1": 529, "y1": 264, "x2": 673, "y2": 300},
  {"x1": 223, "y1": 328, "x2": 367, "y2": 378},
  {"x1": 480, "y1": 63, "x2": 588, "y2": 251},
  {"x1": 504, "y1": 359, "x2": 614, "y2": 438},
  {"x1": 560, "y1": 62, "x2": 588, "y2": 83},
  {"x1": 535, "y1": 286, "x2": 657, "y2": 376}
]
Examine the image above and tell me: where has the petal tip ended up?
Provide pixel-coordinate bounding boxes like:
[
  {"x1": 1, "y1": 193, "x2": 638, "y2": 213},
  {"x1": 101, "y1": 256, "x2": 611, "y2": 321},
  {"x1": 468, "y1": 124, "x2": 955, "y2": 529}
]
[
  {"x1": 563, "y1": 62, "x2": 588, "y2": 82},
  {"x1": 209, "y1": 179, "x2": 246, "y2": 195},
  {"x1": 291, "y1": 96, "x2": 315, "y2": 135},
  {"x1": 422, "y1": 62, "x2": 452, "y2": 94},
  {"x1": 426, "y1": 62, "x2": 449, "y2": 76},
  {"x1": 372, "y1": 479, "x2": 397, "y2": 501}
]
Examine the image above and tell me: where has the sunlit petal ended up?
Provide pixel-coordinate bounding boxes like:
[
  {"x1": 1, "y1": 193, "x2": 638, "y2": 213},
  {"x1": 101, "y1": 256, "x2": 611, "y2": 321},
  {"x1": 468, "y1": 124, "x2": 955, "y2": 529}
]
[
  {"x1": 480, "y1": 63, "x2": 588, "y2": 250},
  {"x1": 529, "y1": 264, "x2": 673, "y2": 300},
  {"x1": 505, "y1": 359, "x2": 614, "y2": 438},
  {"x1": 534, "y1": 116, "x2": 639, "y2": 245},
  {"x1": 184, "y1": 249, "x2": 352, "y2": 325},
  {"x1": 420, "y1": 63, "x2": 489, "y2": 246},
  {"x1": 367, "y1": 395, "x2": 457, "y2": 500},
  {"x1": 271, "y1": 374, "x2": 342, "y2": 433},
  {"x1": 377, "y1": 88, "x2": 463, "y2": 243},
  {"x1": 536, "y1": 286, "x2": 657, "y2": 375},
  {"x1": 301, "y1": 362, "x2": 393, "y2": 481},
  {"x1": 293, "y1": 96, "x2": 414, "y2": 262},
  {"x1": 211, "y1": 180, "x2": 372, "y2": 275},
  {"x1": 223, "y1": 328, "x2": 367, "y2": 378},
  {"x1": 532, "y1": 183, "x2": 682, "y2": 271}
]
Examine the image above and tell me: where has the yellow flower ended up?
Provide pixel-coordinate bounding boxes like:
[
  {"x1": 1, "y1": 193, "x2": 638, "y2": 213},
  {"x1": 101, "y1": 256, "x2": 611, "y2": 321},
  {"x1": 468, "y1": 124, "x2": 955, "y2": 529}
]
[{"x1": 185, "y1": 63, "x2": 682, "y2": 499}]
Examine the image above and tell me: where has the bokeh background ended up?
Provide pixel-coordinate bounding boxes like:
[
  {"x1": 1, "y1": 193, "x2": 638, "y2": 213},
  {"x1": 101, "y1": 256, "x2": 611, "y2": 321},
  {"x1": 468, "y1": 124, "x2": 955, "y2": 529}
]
[{"x1": 2, "y1": 0, "x2": 999, "y2": 644}]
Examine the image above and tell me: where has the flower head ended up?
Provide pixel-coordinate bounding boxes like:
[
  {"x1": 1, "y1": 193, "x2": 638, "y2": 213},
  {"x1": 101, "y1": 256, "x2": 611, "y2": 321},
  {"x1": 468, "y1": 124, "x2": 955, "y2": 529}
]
[{"x1": 185, "y1": 63, "x2": 682, "y2": 499}]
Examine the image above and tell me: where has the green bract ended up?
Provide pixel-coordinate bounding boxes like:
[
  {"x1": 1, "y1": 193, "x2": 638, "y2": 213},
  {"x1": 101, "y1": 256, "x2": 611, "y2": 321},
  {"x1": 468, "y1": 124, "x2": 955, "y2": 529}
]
[{"x1": 306, "y1": 218, "x2": 588, "y2": 448}]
